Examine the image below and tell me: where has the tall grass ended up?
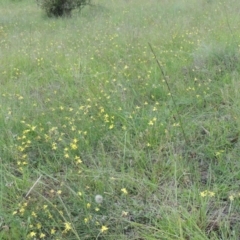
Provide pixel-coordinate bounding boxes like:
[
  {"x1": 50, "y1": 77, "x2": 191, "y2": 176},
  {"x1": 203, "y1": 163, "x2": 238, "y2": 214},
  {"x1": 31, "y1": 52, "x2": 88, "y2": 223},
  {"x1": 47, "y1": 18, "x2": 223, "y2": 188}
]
[{"x1": 1, "y1": 0, "x2": 240, "y2": 239}]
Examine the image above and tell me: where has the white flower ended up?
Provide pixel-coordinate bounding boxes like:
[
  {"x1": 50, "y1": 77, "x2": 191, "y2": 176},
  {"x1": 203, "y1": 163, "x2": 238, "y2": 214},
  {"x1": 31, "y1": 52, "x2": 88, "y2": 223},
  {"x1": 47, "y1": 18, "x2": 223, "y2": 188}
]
[{"x1": 95, "y1": 194, "x2": 103, "y2": 204}]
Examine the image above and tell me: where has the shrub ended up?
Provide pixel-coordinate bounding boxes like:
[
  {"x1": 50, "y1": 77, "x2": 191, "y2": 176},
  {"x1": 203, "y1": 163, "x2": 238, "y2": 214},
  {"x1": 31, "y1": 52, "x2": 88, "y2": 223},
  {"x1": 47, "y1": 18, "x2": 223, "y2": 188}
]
[{"x1": 37, "y1": 0, "x2": 91, "y2": 17}]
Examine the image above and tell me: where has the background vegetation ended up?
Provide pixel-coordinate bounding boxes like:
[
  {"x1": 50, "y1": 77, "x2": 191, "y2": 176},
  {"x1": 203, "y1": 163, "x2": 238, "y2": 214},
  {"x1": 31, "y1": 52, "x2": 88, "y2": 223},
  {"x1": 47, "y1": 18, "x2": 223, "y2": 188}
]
[
  {"x1": 1, "y1": 0, "x2": 240, "y2": 239},
  {"x1": 37, "y1": 0, "x2": 91, "y2": 17}
]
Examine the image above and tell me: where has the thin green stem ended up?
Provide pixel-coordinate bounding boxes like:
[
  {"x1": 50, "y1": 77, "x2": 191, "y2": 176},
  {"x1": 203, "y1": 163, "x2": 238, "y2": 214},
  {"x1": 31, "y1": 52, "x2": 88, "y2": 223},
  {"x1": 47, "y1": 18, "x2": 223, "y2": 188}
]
[{"x1": 148, "y1": 42, "x2": 189, "y2": 145}]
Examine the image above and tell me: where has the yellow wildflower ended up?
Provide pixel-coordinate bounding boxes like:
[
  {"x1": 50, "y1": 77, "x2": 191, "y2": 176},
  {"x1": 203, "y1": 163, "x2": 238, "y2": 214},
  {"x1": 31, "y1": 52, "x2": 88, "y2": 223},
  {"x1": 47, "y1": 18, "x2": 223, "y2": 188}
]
[
  {"x1": 29, "y1": 231, "x2": 36, "y2": 237},
  {"x1": 64, "y1": 222, "x2": 72, "y2": 232},
  {"x1": 121, "y1": 188, "x2": 128, "y2": 194},
  {"x1": 40, "y1": 233, "x2": 46, "y2": 238},
  {"x1": 100, "y1": 225, "x2": 108, "y2": 233}
]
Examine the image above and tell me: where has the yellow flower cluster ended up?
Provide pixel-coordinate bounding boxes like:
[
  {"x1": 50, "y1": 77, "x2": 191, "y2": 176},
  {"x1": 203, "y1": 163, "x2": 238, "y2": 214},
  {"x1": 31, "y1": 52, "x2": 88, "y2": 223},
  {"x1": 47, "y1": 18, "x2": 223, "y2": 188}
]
[{"x1": 200, "y1": 190, "x2": 215, "y2": 197}]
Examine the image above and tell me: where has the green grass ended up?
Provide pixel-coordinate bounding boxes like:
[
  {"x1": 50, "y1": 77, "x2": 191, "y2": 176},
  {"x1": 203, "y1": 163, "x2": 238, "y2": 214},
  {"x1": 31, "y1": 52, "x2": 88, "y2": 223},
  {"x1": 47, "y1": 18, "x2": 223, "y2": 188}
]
[{"x1": 1, "y1": 0, "x2": 240, "y2": 239}]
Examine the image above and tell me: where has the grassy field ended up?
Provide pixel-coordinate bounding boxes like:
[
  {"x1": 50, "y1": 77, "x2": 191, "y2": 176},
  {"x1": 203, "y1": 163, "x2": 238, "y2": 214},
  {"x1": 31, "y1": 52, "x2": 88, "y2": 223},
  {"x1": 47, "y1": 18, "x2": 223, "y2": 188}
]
[{"x1": 1, "y1": 0, "x2": 240, "y2": 239}]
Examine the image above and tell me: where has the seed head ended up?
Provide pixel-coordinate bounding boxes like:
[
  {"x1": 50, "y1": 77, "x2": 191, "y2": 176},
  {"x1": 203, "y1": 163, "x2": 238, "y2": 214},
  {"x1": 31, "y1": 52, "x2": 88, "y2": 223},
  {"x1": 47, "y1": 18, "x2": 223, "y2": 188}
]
[{"x1": 95, "y1": 194, "x2": 103, "y2": 204}]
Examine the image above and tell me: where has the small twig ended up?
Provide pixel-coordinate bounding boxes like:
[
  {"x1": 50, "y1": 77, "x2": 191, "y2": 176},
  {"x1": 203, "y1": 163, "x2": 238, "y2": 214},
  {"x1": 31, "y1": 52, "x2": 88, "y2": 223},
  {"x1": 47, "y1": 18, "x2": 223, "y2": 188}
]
[
  {"x1": 148, "y1": 43, "x2": 189, "y2": 145},
  {"x1": 201, "y1": 126, "x2": 210, "y2": 136},
  {"x1": 25, "y1": 175, "x2": 42, "y2": 198}
]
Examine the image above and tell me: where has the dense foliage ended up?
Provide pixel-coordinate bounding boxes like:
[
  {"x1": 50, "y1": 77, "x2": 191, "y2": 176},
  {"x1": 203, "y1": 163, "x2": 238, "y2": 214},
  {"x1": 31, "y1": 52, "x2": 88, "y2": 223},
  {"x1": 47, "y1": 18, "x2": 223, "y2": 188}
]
[{"x1": 37, "y1": 0, "x2": 91, "y2": 17}]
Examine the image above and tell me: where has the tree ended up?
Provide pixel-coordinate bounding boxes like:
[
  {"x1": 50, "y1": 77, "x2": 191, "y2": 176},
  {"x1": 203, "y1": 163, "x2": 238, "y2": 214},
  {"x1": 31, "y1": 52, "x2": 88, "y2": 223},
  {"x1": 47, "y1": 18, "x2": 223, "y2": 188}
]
[{"x1": 37, "y1": 0, "x2": 91, "y2": 17}]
